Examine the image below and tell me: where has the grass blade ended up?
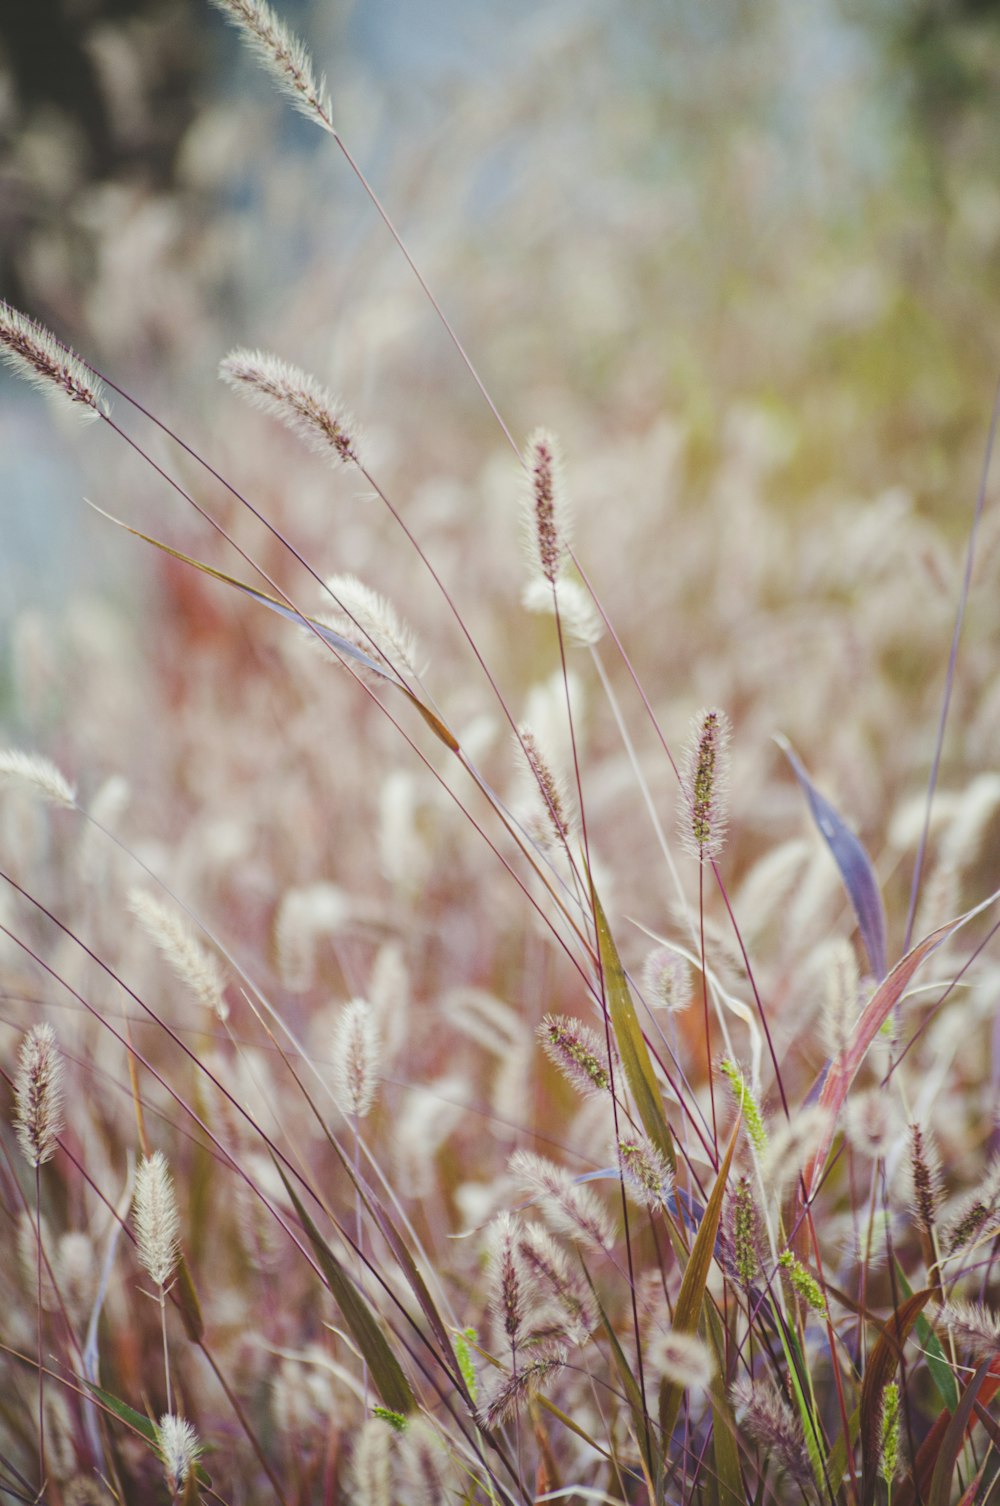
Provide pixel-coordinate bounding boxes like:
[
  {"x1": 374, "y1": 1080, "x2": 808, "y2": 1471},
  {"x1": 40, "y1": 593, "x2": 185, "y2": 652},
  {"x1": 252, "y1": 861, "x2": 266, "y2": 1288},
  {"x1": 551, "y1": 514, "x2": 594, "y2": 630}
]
[
  {"x1": 274, "y1": 1161, "x2": 416, "y2": 1417},
  {"x1": 659, "y1": 1115, "x2": 739, "y2": 1444},
  {"x1": 593, "y1": 887, "x2": 676, "y2": 1171}
]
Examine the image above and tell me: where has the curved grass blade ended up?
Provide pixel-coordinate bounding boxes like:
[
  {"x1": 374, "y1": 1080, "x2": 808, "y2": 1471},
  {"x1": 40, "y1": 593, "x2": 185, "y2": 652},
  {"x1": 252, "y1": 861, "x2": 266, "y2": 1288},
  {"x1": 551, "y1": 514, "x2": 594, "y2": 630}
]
[
  {"x1": 928, "y1": 1358, "x2": 995, "y2": 1506},
  {"x1": 705, "y1": 1303, "x2": 744, "y2": 1506},
  {"x1": 88, "y1": 504, "x2": 461, "y2": 751},
  {"x1": 894, "y1": 1262, "x2": 958, "y2": 1413},
  {"x1": 585, "y1": 1265, "x2": 661, "y2": 1483},
  {"x1": 593, "y1": 887, "x2": 675, "y2": 1172},
  {"x1": 659, "y1": 1115, "x2": 739, "y2": 1444},
  {"x1": 777, "y1": 736, "x2": 886, "y2": 981},
  {"x1": 274, "y1": 1160, "x2": 415, "y2": 1416},
  {"x1": 896, "y1": 1357, "x2": 1000, "y2": 1506}
]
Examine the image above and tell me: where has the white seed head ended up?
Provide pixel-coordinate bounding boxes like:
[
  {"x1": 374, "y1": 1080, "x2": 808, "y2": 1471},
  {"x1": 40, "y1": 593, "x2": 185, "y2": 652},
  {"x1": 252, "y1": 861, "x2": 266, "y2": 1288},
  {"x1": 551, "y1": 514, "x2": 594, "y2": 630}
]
[
  {"x1": 220, "y1": 348, "x2": 356, "y2": 464},
  {"x1": 0, "y1": 302, "x2": 108, "y2": 421},
  {"x1": 134, "y1": 1151, "x2": 181, "y2": 1288},
  {"x1": 0, "y1": 749, "x2": 76, "y2": 808},
  {"x1": 155, "y1": 1413, "x2": 202, "y2": 1496},
  {"x1": 332, "y1": 998, "x2": 380, "y2": 1119},
  {"x1": 14, "y1": 1023, "x2": 64, "y2": 1167}
]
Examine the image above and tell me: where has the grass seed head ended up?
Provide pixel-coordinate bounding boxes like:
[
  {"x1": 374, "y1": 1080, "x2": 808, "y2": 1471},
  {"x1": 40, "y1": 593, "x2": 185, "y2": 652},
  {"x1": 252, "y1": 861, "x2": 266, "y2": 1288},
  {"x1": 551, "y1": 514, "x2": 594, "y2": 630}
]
[
  {"x1": 679, "y1": 707, "x2": 731, "y2": 861},
  {"x1": 134, "y1": 1151, "x2": 181, "y2": 1289},
  {"x1": 0, "y1": 302, "x2": 108, "y2": 421},
  {"x1": 220, "y1": 347, "x2": 357, "y2": 464},
  {"x1": 14, "y1": 1022, "x2": 64, "y2": 1168},
  {"x1": 208, "y1": 0, "x2": 334, "y2": 131}
]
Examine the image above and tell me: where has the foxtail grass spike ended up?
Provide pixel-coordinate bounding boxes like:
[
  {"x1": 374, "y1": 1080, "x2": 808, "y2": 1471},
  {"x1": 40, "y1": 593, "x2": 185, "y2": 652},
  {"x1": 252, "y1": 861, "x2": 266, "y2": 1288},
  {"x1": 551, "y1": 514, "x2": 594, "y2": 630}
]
[{"x1": 680, "y1": 708, "x2": 731, "y2": 861}]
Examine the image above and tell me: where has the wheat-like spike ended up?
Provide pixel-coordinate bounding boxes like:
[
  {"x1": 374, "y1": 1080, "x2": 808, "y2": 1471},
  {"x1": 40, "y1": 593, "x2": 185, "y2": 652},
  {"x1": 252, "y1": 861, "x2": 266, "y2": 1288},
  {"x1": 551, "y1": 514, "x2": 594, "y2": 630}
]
[
  {"x1": 14, "y1": 1023, "x2": 64, "y2": 1168},
  {"x1": 332, "y1": 998, "x2": 380, "y2": 1119},
  {"x1": 0, "y1": 302, "x2": 108, "y2": 421},
  {"x1": 155, "y1": 1414, "x2": 202, "y2": 1495},
  {"x1": 508, "y1": 1149, "x2": 616, "y2": 1256},
  {"x1": 520, "y1": 428, "x2": 570, "y2": 585},
  {"x1": 0, "y1": 749, "x2": 76, "y2": 807},
  {"x1": 208, "y1": 0, "x2": 334, "y2": 131},
  {"x1": 538, "y1": 1013, "x2": 614, "y2": 1096},
  {"x1": 134, "y1": 1152, "x2": 181, "y2": 1288},
  {"x1": 220, "y1": 348, "x2": 357, "y2": 465},
  {"x1": 679, "y1": 707, "x2": 732, "y2": 861},
  {"x1": 128, "y1": 888, "x2": 229, "y2": 1021}
]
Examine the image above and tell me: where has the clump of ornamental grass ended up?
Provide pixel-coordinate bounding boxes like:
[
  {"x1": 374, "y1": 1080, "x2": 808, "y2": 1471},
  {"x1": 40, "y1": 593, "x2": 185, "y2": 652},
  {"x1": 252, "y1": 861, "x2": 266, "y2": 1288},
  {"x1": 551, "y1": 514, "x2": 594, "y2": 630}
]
[{"x1": 1, "y1": 0, "x2": 1000, "y2": 1501}]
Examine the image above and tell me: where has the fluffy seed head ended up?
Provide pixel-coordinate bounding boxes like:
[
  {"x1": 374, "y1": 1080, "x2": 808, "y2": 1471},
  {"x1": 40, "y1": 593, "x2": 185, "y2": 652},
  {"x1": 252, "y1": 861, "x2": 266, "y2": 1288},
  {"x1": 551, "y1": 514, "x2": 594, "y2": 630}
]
[
  {"x1": 0, "y1": 749, "x2": 76, "y2": 807},
  {"x1": 508, "y1": 1149, "x2": 616, "y2": 1256},
  {"x1": 844, "y1": 1090, "x2": 901, "y2": 1161},
  {"x1": 487, "y1": 1212, "x2": 529, "y2": 1346},
  {"x1": 908, "y1": 1122, "x2": 943, "y2": 1236},
  {"x1": 128, "y1": 888, "x2": 229, "y2": 1021},
  {"x1": 616, "y1": 1132, "x2": 675, "y2": 1211},
  {"x1": 323, "y1": 574, "x2": 420, "y2": 676},
  {"x1": 519, "y1": 727, "x2": 573, "y2": 845},
  {"x1": 517, "y1": 1223, "x2": 596, "y2": 1345},
  {"x1": 478, "y1": 1349, "x2": 566, "y2": 1431},
  {"x1": 134, "y1": 1151, "x2": 181, "y2": 1288},
  {"x1": 679, "y1": 708, "x2": 732, "y2": 861},
  {"x1": 332, "y1": 998, "x2": 380, "y2": 1119},
  {"x1": 642, "y1": 946, "x2": 692, "y2": 1013},
  {"x1": 14, "y1": 1023, "x2": 64, "y2": 1167},
  {"x1": 539, "y1": 1014, "x2": 614, "y2": 1096},
  {"x1": 155, "y1": 1414, "x2": 202, "y2": 1496},
  {"x1": 521, "y1": 575, "x2": 603, "y2": 645},
  {"x1": 0, "y1": 303, "x2": 108, "y2": 421},
  {"x1": 648, "y1": 1328, "x2": 714, "y2": 1391},
  {"x1": 760, "y1": 1105, "x2": 832, "y2": 1199},
  {"x1": 521, "y1": 428, "x2": 569, "y2": 584},
  {"x1": 731, "y1": 1376, "x2": 812, "y2": 1487},
  {"x1": 208, "y1": 0, "x2": 333, "y2": 130},
  {"x1": 944, "y1": 1157, "x2": 1000, "y2": 1254},
  {"x1": 352, "y1": 1417, "x2": 393, "y2": 1506},
  {"x1": 933, "y1": 1299, "x2": 1000, "y2": 1361},
  {"x1": 398, "y1": 1416, "x2": 449, "y2": 1506},
  {"x1": 823, "y1": 938, "x2": 861, "y2": 1060},
  {"x1": 220, "y1": 348, "x2": 357, "y2": 465}
]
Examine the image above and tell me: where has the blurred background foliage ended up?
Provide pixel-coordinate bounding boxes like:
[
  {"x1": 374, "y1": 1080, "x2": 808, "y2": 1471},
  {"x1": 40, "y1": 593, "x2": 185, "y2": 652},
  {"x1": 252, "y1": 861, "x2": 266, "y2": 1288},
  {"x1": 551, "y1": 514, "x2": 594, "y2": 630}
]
[
  {"x1": 1, "y1": 0, "x2": 997, "y2": 496},
  {"x1": 1, "y1": 0, "x2": 998, "y2": 890}
]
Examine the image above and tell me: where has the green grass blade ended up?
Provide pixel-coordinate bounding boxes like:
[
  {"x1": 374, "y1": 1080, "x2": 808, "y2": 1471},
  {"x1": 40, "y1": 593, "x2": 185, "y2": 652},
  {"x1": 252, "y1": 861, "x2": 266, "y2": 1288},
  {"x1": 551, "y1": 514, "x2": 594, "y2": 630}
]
[
  {"x1": 592, "y1": 887, "x2": 675, "y2": 1172},
  {"x1": 659, "y1": 1116, "x2": 739, "y2": 1444},
  {"x1": 274, "y1": 1160, "x2": 416, "y2": 1416}
]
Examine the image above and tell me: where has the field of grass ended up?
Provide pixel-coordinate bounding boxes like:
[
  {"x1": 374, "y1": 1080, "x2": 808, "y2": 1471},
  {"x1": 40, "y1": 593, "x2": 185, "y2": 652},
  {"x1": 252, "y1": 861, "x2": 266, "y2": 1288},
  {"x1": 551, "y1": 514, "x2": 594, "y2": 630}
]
[{"x1": 1, "y1": 1, "x2": 1000, "y2": 1502}]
